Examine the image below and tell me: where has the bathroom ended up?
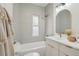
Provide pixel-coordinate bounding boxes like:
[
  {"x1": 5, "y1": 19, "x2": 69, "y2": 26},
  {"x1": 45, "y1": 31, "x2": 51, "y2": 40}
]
[{"x1": 1, "y1": 3, "x2": 79, "y2": 56}]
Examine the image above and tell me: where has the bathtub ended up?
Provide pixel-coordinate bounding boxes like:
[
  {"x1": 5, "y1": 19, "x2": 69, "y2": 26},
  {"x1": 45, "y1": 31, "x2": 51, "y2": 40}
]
[{"x1": 14, "y1": 41, "x2": 46, "y2": 56}]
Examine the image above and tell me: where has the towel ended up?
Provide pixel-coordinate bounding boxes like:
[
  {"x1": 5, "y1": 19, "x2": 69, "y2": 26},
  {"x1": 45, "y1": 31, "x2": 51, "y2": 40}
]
[{"x1": 0, "y1": 5, "x2": 14, "y2": 56}]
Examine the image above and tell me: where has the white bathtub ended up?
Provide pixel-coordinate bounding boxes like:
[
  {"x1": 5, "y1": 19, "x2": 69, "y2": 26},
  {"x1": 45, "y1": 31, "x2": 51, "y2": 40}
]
[{"x1": 14, "y1": 41, "x2": 46, "y2": 56}]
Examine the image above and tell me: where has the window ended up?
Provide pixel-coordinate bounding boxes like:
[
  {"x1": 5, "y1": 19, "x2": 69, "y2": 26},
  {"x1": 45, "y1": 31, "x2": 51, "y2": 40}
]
[{"x1": 32, "y1": 15, "x2": 39, "y2": 36}]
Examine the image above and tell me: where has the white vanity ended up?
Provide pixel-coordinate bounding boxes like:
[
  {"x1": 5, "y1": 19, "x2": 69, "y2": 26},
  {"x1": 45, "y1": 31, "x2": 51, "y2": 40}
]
[{"x1": 46, "y1": 36, "x2": 79, "y2": 56}]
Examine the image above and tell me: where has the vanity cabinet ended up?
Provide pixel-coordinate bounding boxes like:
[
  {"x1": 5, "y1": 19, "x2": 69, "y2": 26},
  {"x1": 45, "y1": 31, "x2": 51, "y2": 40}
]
[
  {"x1": 46, "y1": 39, "x2": 59, "y2": 56},
  {"x1": 59, "y1": 44, "x2": 79, "y2": 56},
  {"x1": 46, "y1": 38, "x2": 79, "y2": 56},
  {"x1": 46, "y1": 44, "x2": 58, "y2": 56},
  {"x1": 59, "y1": 51, "x2": 67, "y2": 56}
]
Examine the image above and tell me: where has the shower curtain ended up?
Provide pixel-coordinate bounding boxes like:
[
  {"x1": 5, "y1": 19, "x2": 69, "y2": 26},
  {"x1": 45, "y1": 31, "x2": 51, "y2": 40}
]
[{"x1": 0, "y1": 5, "x2": 14, "y2": 56}]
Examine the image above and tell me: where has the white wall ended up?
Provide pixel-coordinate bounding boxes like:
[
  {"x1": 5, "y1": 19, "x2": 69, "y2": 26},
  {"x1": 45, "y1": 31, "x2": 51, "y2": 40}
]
[
  {"x1": 70, "y1": 4, "x2": 79, "y2": 34},
  {"x1": 13, "y1": 4, "x2": 45, "y2": 43},
  {"x1": 55, "y1": 3, "x2": 79, "y2": 35},
  {"x1": 45, "y1": 4, "x2": 54, "y2": 35},
  {"x1": 45, "y1": 3, "x2": 79, "y2": 35},
  {"x1": 13, "y1": 4, "x2": 21, "y2": 43}
]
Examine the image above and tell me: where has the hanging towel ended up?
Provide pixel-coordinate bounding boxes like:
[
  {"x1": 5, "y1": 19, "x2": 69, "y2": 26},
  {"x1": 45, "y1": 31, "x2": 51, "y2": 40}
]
[{"x1": 0, "y1": 5, "x2": 14, "y2": 56}]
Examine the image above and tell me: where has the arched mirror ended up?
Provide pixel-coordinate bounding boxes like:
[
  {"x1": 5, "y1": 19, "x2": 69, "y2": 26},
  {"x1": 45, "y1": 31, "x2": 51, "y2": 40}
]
[{"x1": 56, "y1": 9, "x2": 72, "y2": 34}]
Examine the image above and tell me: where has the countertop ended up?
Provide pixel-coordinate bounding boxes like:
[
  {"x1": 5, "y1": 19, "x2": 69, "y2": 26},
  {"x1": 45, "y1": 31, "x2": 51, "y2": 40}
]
[{"x1": 46, "y1": 36, "x2": 79, "y2": 50}]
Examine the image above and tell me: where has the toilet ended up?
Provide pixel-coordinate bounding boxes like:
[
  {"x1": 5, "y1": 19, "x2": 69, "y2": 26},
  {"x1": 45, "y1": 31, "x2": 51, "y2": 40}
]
[{"x1": 24, "y1": 52, "x2": 40, "y2": 56}]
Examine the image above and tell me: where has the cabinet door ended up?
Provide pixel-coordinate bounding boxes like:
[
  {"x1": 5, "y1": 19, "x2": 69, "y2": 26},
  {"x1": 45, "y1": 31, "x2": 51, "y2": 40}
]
[
  {"x1": 59, "y1": 51, "x2": 69, "y2": 56},
  {"x1": 46, "y1": 39, "x2": 59, "y2": 56},
  {"x1": 59, "y1": 52, "x2": 65, "y2": 56},
  {"x1": 60, "y1": 44, "x2": 79, "y2": 56},
  {"x1": 46, "y1": 44, "x2": 58, "y2": 56}
]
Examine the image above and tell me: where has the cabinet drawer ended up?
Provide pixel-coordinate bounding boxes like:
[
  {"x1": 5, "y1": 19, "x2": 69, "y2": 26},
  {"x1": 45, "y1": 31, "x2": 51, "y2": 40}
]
[{"x1": 60, "y1": 44, "x2": 79, "y2": 56}]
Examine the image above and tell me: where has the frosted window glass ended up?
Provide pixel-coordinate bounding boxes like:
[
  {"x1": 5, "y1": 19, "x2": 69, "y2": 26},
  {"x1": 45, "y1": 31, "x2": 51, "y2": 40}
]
[
  {"x1": 32, "y1": 27, "x2": 39, "y2": 36},
  {"x1": 32, "y1": 15, "x2": 39, "y2": 36},
  {"x1": 33, "y1": 16, "x2": 38, "y2": 26}
]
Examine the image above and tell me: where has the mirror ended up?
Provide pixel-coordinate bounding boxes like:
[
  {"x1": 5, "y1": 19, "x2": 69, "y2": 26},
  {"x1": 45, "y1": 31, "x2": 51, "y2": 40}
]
[{"x1": 56, "y1": 9, "x2": 72, "y2": 34}]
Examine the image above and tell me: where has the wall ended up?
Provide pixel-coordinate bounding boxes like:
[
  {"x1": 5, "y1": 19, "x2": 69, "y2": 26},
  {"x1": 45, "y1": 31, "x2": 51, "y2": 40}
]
[
  {"x1": 13, "y1": 4, "x2": 21, "y2": 43},
  {"x1": 55, "y1": 3, "x2": 79, "y2": 35},
  {"x1": 45, "y1": 3, "x2": 79, "y2": 35},
  {"x1": 70, "y1": 4, "x2": 79, "y2": 34},
  {"x1": 13, "y1": 4, "x2": 45, "y2": 43},
  {"x1": 45, "y1": 4, "x2": 54, "y2": 36}
]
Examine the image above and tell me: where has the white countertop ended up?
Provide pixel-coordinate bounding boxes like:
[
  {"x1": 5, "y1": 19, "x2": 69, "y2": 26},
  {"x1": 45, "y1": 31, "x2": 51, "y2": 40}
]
[{"x1": 46, "y1": 36, "x2": 79, "y2": 50}]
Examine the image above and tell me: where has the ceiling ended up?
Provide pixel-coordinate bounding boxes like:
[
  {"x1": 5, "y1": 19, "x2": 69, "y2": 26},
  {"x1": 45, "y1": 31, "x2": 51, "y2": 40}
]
[{"x1": 32, "y1": 3, "x2": 48, "y2": 7}]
